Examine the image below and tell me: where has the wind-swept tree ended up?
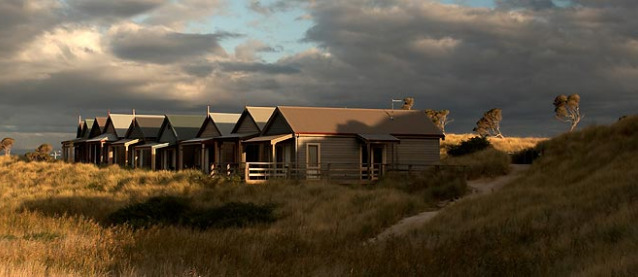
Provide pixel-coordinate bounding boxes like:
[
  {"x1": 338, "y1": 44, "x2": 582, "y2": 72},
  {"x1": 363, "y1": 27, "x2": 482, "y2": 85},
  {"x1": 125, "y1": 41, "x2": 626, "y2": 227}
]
[
  {"x1": 25, "y1": 143, "x2": 53, "y2": 162},
  {"x1": 553, "y1": 94, "x2": 581, "y2": 132},
  {"x1": 425, "y1": 109, "x2": 453, "y2": 134},
  {"x1": 1, "y1": 138, "x2": 15, "y2": 156},
  {"x1": 473, "y1": 108, "x2": 504, "y2": 138},
  {"x1": 401, "y1": 97, "x2": 414, "y2": 110}
]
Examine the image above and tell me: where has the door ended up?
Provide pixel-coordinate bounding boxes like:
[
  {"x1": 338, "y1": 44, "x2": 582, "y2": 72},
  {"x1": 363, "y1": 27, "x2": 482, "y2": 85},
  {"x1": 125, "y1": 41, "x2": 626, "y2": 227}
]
[
  {"x1": 371, "y1": 145, "x2": 385, "y2": 179},
  {"x1": 306, "y1": 143, "x2": 320, "y2": 179}
]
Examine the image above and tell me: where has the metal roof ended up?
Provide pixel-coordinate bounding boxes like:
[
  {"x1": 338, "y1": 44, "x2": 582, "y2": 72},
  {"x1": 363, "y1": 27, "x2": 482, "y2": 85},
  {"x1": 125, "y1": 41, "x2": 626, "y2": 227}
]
[
  {"x1": 273, "y1": 106, "x2": 444, "y2": 137},
  {"x1": 108, "y1": 114, "x2": 135, "y2": 138},
  {"x1": 133, "y1": 115, "x2": 165, "y2": 139},
  {"x1": 165, "y1": 115, "x2": 206, "y2": 140},
  {"x1": 246, "y1": 107, "x2": 276, "y2": 130},
  {"x1": 209, "y1": 113, "x2": 241, "y2": 136},
  {"x1": 244, "y1": 134, "x2": 292, "y2": 144}
]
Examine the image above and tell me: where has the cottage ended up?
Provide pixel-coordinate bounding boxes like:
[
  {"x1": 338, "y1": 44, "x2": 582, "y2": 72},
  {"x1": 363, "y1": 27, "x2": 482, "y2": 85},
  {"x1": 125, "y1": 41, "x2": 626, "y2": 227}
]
[
  {"x1": 61, "y1": 117, "x2": 91, "y2": 163},
  {"x1": 87, "y1": 114, "x2": 135, "y2": 166},
  {"x1": 154, "y1": 115, "x2": 206, "y2": 170},
  {"x1": 116, "y1": 115, "x2": 165, "y2": 169},
  {"x1": 243, "y1": 106, "x2": 444, "y2": 182},
  {"x1": 180, "y1": 112, "x2": 241, "y2": 173},
  {"x1": 85, "y1": 117, "x2": 108, "y2": 164}
]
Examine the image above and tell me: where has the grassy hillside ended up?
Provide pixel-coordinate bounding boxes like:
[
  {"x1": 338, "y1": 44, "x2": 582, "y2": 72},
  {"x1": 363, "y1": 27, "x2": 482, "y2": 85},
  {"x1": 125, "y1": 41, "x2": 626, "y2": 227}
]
[
  {"x1": 0, "y1": 158, "x2": 435, "y2": 276},
  {"x1": 398, "y1": 116, "x2": 638, "y2": 275},
  {"x1": 0, "y1": 116, "x2": 634, "y2": 276}
]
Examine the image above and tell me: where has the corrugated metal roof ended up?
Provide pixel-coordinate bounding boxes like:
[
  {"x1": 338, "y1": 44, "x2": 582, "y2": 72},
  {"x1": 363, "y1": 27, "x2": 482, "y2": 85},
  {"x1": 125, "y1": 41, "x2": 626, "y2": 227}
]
[
  {"x1": 95, "y1": 117, "x2": 108, "y2": 132},
  {"x1": 246, "y1": 107, "x2": 276, "y2": 130},
  {"x1": 275, "y1": 106, "x2": 444, "y2": 137},
  {"x1": 209, "y1": 113, "x2": 241, "y2": 135},
  {"x1": 82, "y1": 119, "x2": 94, "y2": 139},
  {"x1": 244, "y1": 134, "x2": 292, "y2": 143},
  {"x1": 166, "y1": 115, "x2": 206, "y2": 140},
  {"x1": 135, "y1": 115, "x2": 164, "y2": 138},
  {"x1": 109, "y1": 114, "x2": 135, "y2": 137}
]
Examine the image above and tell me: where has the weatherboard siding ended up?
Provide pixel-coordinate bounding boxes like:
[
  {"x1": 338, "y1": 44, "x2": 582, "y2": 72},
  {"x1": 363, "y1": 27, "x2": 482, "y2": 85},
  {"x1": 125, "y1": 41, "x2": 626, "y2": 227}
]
[
  {"x1": 235, "y1": 117, "x2": 259, "y2": 134},
  {"x1": 199, "y1": 120, "x2": 221, "y2": 138},
  {"x1": 296, "y1": 136, "x2": 360, "y2": 169},
  {"x1": 396, "y1": 138, "x2": 440, "y2": 165},
  {"x1": 159, "y1": 124, "x2": 177, "y2": 144},
  {"x1": 264, "y1": 113, "x2": 292, "y2": 135}
]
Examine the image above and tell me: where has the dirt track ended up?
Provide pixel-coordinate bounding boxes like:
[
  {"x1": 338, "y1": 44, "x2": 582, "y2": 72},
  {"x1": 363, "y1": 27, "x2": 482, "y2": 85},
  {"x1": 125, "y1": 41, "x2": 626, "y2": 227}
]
[{"x1": 370, "y1": 164, "x2": 530, "y2": 242}]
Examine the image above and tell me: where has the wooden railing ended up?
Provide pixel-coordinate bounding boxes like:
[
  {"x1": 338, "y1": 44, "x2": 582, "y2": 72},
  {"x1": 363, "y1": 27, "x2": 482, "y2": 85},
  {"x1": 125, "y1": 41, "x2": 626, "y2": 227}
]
[{"x1": 241, "y1": 162, "x2": 454, "y2": 184}]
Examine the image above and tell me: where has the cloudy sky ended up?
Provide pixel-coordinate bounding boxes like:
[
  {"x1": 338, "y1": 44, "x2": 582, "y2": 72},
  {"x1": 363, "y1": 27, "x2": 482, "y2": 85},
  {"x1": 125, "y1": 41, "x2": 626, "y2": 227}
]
[{"x1": 1, "y1": 0, "x2": 636, "y2": 151}]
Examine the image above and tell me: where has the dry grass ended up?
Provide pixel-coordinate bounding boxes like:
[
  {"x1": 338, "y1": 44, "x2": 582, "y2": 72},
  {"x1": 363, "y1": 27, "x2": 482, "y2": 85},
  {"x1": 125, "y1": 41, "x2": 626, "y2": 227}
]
[
  {"x1": 0, "y1": 116, "x2": 636, "y2": 276},
  {"x1": 400, "y1": 116, "x2": 638, "y2": 275},
  {"x1": 442, "y1": 133, "x2": 547, "y2": 157},
  {"x1": 0, "y1": 157, "x2": 430, "y2": 276}
]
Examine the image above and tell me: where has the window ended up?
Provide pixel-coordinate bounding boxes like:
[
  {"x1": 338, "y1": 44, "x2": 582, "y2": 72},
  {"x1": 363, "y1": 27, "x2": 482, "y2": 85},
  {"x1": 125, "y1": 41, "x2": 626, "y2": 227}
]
[{"x1": 307, "y1": 144, "x2": 320, "y2": 168}]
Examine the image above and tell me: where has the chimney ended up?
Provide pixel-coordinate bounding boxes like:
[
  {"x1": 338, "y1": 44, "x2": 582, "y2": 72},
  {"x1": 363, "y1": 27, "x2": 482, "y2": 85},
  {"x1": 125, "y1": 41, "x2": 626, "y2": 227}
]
[
  {"x1": 207, "y1": 105, "x2": 210, "y2": 115},
  {"x1": 78, "y1": 115, "x2": 82, "y2": 125},
  {"x1": 107, "y1": 109, "x2": 111, "y2": 116},
  {"x1": 132, "y1": 109, "x2": 136, "y2": 116}
]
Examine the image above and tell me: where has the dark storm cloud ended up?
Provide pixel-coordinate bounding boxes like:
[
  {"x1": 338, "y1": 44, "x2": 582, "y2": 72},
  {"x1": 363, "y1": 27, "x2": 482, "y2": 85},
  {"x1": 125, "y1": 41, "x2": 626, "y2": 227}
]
[
  {"x1": 495, "y1": 0, "x2": 556, "y2": 10},
  {"x1": 66, "y1": 0, "x2": 165, "y2": 19},
  {"x1": 261, "y1": 0, "x2": 638, "y2": 136},
  {"x1": 220, "y1": 62, "x2": 300, "y2": 74},
  {"x1": 110, "y1": 29, "x2": 231, "y2": 64}
]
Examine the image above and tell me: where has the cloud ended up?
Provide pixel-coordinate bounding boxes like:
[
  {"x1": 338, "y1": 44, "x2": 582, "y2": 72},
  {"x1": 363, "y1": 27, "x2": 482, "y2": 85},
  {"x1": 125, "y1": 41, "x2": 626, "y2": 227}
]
[
  {"x1": 109, "y1": 24, "x2": 228, "y2": 64},
  {"x1": 66, "y1": 0, "x2": 165, "y2": 19},
  {"x1": 143, "y1": 0, "x2": 224, "y2": 29},
  {"x1": 495, "y1": 0, "x2": 557, "y2": 10},
  {"x1": 234, "y1": 39, "x2": 280, "y2": 61},
  {"x1": 0, "y1": 0, "x2": 62, "y2": 56}
]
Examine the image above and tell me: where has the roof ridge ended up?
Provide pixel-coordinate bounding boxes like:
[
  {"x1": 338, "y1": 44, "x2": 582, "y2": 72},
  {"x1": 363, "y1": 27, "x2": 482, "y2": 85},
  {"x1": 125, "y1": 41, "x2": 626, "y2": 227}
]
[{"x1": 277, "y1": 106, "x2": 420, "y2": 112}]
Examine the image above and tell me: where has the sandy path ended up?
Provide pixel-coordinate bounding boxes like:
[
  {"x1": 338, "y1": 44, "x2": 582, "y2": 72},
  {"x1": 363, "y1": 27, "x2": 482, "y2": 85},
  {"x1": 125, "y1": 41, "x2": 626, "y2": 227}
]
[{"x1": 370, "y1": 164, "x2": 530, "y2": 242}]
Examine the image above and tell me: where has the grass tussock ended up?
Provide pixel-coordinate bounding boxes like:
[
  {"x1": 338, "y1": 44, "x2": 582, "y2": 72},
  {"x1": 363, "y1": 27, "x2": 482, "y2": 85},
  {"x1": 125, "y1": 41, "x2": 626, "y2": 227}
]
[{"x1": 444, "y1": 148, "x2": 512, "y2": 180}]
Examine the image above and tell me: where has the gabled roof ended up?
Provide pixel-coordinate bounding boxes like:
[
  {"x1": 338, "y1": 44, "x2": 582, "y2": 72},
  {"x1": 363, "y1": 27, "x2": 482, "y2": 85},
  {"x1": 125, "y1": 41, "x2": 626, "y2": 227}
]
[
  {"x1": 208, "y1": 113, "x2": 241, "y2": 136},
  {"x1": 163, "y1": 115, "x2": 206, "y2": 140},
  {"x1": 263, "y1": 106, "x2": 444, "y2": 137},
  {"x1": 81, "y1": 119, "x2": 94, "y2": 139},
  {"x1": 126, "y1": 115, "x2": 164, "y2": 139},
  {"x1": 231, "y1": 106, "x2": 276, "y2": 134},
  {"x1": 106, "y1": 114, "x2": 135, "y2": 138},
  {"x1": 246, "y1": 107, "x2": 276, "y2": 130},
  {"x1": 88, "y1": 116, "x2": 108, "y2": 138}
]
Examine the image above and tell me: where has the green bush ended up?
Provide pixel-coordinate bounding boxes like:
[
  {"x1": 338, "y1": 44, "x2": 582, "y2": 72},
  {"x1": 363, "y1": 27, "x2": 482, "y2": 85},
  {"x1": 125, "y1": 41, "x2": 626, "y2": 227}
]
[
  {"x1": 380, "y1": 166, "x2": 468, "y2": 201},
  {"x1": 510, "y1": 147, "x2": 542, "y2": 164},
  {"x1": 447, "y1": 136, "x2": 491, "y2": 156}
]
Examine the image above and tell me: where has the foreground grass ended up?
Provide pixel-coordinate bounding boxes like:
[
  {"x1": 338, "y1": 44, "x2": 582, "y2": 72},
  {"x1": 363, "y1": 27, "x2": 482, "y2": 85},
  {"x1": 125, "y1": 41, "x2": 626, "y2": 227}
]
[{"x1": 0, "y1": 158, "x2": 431, "y2": 276}]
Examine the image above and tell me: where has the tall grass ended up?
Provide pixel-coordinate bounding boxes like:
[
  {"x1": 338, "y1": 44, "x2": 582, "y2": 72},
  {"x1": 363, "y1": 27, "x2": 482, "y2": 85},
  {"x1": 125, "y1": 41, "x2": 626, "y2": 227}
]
[
  {"x1": 0, "y1": 116, "x2": 634, "y2": 275},
  {"x1": 398, "y1": 116, "x2": 638, "y2": 275},
  {"x1": 442, "y1": 133, "x2": 547, "y2": 157},
  {"x1": 0, "y1": 157, "x2": 431, "y2": 276}
]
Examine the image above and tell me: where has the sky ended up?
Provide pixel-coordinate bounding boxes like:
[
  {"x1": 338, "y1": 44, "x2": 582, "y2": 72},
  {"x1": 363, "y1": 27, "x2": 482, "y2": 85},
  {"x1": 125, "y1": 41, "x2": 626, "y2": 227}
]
[{"x1": 1, "y1": 0, "x2": 637, "y2": 151}]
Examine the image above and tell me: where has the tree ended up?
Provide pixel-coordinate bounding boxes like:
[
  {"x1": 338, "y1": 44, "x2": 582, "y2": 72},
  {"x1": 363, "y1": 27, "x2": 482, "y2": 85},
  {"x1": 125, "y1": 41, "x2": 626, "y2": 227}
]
[
  {"x1": 425, "y1": 109, "x2": 453, "y2": 134},
  {"x1": 1, "y1": 138, "x2": 15, "y2": 156},
  {"x1": 553, "y1": 93, "x2": 581, "y2": 132},
  {"x1": 473, "y1": 108, "x2": 504, "y2": 138},
  {"x1": 401, "y1": 97, "x2": 414, "y2": 110},
  {"x1": 25, "y1": 143, "x2": 53, "y2": 162}
]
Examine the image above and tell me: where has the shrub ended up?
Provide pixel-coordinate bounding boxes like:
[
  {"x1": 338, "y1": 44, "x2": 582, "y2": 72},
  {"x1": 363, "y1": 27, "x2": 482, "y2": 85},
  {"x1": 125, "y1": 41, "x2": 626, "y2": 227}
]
[
  {"x1": 106, "y1": 196, "x2": 277, "y2": 230},
  {"x1": 447, "y1": 136, "x2": 491, "y2": 157},
  {"x1": 510, "y1": 147, "x2": 542, "y2": 164},
  {"x1": 105, "y1": 196, "x2": 191, "y2": 229},
  {"x1": 188, "y1": 202, "x2": 277, "y2": 229}
]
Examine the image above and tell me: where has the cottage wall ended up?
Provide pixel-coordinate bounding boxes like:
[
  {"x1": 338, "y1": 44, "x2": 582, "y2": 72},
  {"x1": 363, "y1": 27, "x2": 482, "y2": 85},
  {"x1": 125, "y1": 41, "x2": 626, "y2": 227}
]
[
  {"x1": 235, "y1": 117, "x2": 259, "y2": 134},
  {"x1": 295, "y1": 135, "x2": 361, "y2": 170},
  {"x1": 199, "y1": 120, "x2": 221, "y2": 138},
  {"x1": 395, "y1": 138, "x2": 440, "y2": 165}
]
